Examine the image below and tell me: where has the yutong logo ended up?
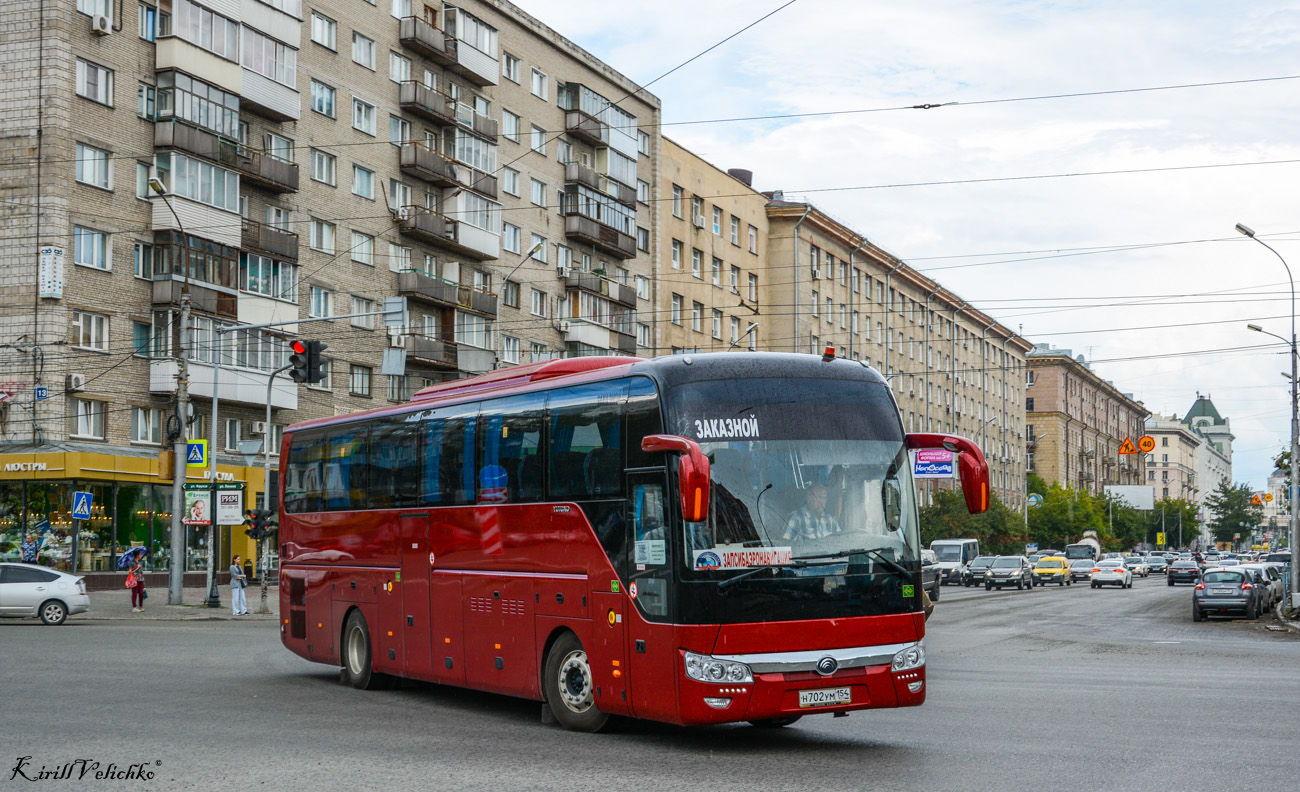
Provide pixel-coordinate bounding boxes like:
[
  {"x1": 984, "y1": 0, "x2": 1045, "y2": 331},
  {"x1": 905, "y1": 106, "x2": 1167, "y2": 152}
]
[
  {"x1": 4, "y1": 462, "x2": 47, "y2": 472},
  {"x1": 816, "y1": 656, "x2": 839, "y2": 676}
]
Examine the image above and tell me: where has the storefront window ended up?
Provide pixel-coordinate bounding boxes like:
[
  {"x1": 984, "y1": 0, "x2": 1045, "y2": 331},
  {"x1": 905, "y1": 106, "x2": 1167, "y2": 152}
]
[
  {"x1": 151, "y1": 485, "x2": 175, "y2": 572},
  {"x1": 0, "y1": 482, "x2": 22, "y2": 560},
  {"x1": 116, "y1": 484, "x2": 151, "y2": 570},
  {"x1": 26, "y1": 483, "x2": 73, "y2": 570},
  {"x1": 78, "y1": 482, "x2": 114, "y2": 572}
]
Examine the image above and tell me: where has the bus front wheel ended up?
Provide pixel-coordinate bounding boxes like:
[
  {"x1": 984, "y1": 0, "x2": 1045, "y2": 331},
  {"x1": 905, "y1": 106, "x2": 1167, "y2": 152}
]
[
  {"x1": 543, "y1": 632, "x2": 608, "y2": 732},
  {"x1": 341, "y1": 610, "x2": 395, "y2": 691}
]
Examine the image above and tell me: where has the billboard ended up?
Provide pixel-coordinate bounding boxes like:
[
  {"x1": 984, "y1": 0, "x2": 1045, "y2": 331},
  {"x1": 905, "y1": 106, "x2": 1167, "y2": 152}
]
[
  {"x1": 912, "y1": 449, "x2": 954, "y2": 479},
  {"x1": 1104, "y1": 485, "x2": 1156, "y2": 511}
]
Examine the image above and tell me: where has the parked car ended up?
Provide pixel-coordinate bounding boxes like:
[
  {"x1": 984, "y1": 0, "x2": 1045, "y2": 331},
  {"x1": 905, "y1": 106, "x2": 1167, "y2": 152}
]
[
  {"x1": 1123, "y1": 556, "x2": 1151, "y2": 577},
  {"x1": 985, "y1": 556, "x2": 1035, "y2": 591},
  {"x1": 921, "y1": 549, "x2": 941, "y2": 603},
  {"x1": 1238, "y1": 564, "x2": 1282, "y2": 610},
  {"x1": 964, "y1": 556, "x2": 997, "y2": 587},
  {"x1": 1194, "y1": 568, "x2": 1259, "y2": 621},
  {"x1": 1145, "y1": 556, "x2": 1169, "y2": 574},
  {"x1": 932, "y1": 538, "x2": 981, "y2": 586},
  {"x1": 1264, "y1": 552, "x2": 1291, "y2": 564},
  {"x1": 1032, "y1": 556, "x2": 1071, "y2": 586},
  {"x1": 1167, "y1": 560, "x2": 1202, "y2": 585},
  {"x1": 0, "y1": 563, "x2": 90, "y2": 625},
  {"x1": 1068, "y1": 558, "x2": 1096, "y2": 583},
  {"x1": 1090, "y1": 559, "x2": 1133, "y2": 589}
]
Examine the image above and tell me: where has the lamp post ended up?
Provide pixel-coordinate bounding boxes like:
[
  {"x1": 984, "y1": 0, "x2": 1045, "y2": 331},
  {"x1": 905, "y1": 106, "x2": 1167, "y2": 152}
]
[
  {"x1": 149, "y1": 178, "x2": 191, "y2": 606},
  {"x1": 1239, "y1": 221, "x2": 1298, "y2": 611}
]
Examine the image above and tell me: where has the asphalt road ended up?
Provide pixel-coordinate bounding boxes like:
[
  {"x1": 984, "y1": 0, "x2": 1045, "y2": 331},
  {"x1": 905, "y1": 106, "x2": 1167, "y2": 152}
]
[{"x1": 2, "y1": 574, "x2": 1296, "y2": 792}]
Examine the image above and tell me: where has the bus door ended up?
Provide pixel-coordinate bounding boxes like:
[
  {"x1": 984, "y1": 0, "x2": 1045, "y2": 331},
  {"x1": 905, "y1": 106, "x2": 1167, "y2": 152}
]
[
  {"x1": 624, "y1": 471, "x2": 675, "y2": 721},
  {"x1": 400, "y1": 513, "x2": 434, "y2": 681}
]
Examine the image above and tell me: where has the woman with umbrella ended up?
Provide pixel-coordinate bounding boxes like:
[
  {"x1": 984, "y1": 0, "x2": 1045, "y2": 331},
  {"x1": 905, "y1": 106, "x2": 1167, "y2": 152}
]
[{"x1": 119, "y1": 547, "x2": 148, "y2": 613}]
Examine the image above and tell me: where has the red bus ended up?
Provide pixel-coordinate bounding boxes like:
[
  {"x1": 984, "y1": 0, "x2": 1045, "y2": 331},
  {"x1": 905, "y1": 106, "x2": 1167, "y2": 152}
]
[{"x1": 278, "y1": 351, "x2": 988, "y2": 731}]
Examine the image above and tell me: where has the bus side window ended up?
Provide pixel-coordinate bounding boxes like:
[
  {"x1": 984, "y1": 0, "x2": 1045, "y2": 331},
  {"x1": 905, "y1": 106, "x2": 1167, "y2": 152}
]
[
  {"x1": 624, "y1": 377, "x2": 663, "y2": 470},
  {"x1": 285, "y1": 430, "x2": 325, "y2": 513},
  {"x1": 422, "y1": 405, "x2": 478, "y2": 506},
  {"x1": 371, "y1": 418, "x2": 422, "y2": 509},
  {"x1": 547, "y1": 381, "x2": 628, "y2": 501},
  {"x1": 477, "y1": 393, "x2": 545, "y2": 504},
  {"x1": 324, "y1": 427, "x2": 368, "y2": 511}
]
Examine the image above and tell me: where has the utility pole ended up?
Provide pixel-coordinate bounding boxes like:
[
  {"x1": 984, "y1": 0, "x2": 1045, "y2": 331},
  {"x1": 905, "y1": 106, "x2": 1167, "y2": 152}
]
[{"x1": 168, "y1": 294, "x2": 191, "y2": 604}]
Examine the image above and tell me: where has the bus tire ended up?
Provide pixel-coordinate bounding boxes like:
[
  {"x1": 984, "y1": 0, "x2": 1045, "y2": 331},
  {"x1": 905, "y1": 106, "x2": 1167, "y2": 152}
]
[
  {"x1": 749, "y1": 716, "x2": 802, "y2": 728},
  {"x1": 543, "y1": 632, "x2": 608, "y2": 732},
  {"x1": 341, "y1": 610, "x2": 394, "y2": 691}
]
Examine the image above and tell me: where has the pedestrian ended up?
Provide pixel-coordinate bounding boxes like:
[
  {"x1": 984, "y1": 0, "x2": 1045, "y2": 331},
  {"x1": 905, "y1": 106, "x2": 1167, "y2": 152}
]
[
  {"x1": 19, "y1": 532, "x2": 39, "y2": 563},
  {"x1": 128, "y1": 556, "x2": 147, "y2": 613},
  {"x1": 230, "y1": 554, "x2": 248, "y2": 615}
]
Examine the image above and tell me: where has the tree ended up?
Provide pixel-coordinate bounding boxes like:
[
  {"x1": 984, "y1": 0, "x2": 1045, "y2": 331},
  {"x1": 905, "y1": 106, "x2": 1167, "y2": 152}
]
[
  {"x1": 1204, "y1": 480, "x2": 1264, "y2": 547},
  {"x1": 919, "y1": 488, "x2": 1025, "y2": 555},
  {"x1": 1027, "y1": 482, "x2": 1105, "y2": 550},
  {"x1": 1144, "y1": 498, "x2": 1200, "y2": 549}
]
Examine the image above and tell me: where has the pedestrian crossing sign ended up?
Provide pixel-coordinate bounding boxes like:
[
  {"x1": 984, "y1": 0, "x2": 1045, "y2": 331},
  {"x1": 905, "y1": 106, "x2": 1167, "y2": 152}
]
[
  {"x1": 186, "y1": 440, "x2": 208, "y2": 468},
  {"x1": 72, "y1": 491, "x2": 93, "y2": 520}
]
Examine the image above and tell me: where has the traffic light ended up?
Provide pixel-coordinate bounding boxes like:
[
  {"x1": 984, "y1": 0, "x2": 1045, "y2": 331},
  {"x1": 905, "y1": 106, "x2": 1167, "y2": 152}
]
[
  {"x1": 289, "y1": 340, "x2": 329, "y2": 384},
  {"x1": 243, "y1": 509, "x2": 278, "y2": 540}
]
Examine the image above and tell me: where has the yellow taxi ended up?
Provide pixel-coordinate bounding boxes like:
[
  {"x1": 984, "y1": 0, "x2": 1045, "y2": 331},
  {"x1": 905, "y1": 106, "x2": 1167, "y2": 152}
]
[{"x1": 1032, "y1": 556, "x2": 1072, "y2": 587}]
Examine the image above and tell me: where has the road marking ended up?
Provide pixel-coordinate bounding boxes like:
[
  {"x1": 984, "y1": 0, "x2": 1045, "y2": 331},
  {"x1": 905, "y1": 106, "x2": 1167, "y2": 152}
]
[{"x1": 1153, "y1": 641, "x2": 1181, "y2": 644}]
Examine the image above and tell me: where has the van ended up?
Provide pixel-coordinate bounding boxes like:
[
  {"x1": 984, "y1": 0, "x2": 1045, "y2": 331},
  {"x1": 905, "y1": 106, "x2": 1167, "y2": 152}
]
[{"x1": 931, "y1": 538, "x2": 980, "y2": 585}]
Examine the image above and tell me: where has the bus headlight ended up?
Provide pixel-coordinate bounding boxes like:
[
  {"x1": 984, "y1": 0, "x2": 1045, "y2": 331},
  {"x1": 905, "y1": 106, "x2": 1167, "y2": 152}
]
[
  {"x1": 684, "y1": 651, "x2": 753, "y2": 684},
  {"x1": 891, "y1": 642, "x2": 925, "y2": 672}
]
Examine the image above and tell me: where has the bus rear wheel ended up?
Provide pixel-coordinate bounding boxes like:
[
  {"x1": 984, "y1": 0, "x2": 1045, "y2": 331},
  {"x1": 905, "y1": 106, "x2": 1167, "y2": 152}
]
[
  {"x1": 544, "y1": 633, "x2": 608, "y2": 732},
  {"x1": 341, "y1": 610, "x2": 394, "y2": 691}
]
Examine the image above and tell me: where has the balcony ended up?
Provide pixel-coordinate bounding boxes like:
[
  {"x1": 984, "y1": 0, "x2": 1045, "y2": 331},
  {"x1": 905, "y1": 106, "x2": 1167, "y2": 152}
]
[
  {"x1": 564, "y1": 162, "x2": 635, "y2": 208},
  {"x1": 399, "y1": 17, "x2": 458, "y2": 68},
  {"x1": 565, "y1": 109, "x2": 608, "y2": 147},
  {"x1": 397, "y1": 270, "x2": 459, "y2": 308},
  {"x1": 562, "y1": 214, "x2": 636, "y2": 260},
  {"x1": 398, "y1": 81, "x2": 457, "y2": 127},
  {"x1": 151, "y1": 278, "x2": 237, "y2": 318},
  {"x1": 156, "y1": 119, "x2": 298, "y2": 193},
  {"x1": 454, "y1": 162, "x2": 498, "y2": 199},
  {"x1": 150, "y1": 359, "x2": 298, "y2": 410},
  {"x1": 400, "y1": 142, "x2": 458, "y2": 187},
  {"x1": 406, "y1": 335, "x2": 459, "y2": 369},
  {"x1": 398, "y1": 207, "x2": 499, "y2": 260},
  {"x1": 240, "y1": 70, "x2": 301, "y2": 122},
  {"x1": 454, "y1": 103, "x2": 499, "y2": 141},
  {"x1": 563, "y1": 270, "x2": 637, "y2": 307},
  {"x1": 241, "y1": 218, "x2": 299, "y2": 261},
  {"x1": 235, "y1": 146, "x2": 298, "y2": 193}
]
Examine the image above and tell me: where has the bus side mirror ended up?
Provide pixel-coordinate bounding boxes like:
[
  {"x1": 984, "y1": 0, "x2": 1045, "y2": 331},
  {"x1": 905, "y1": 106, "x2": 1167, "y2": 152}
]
[
  {"x1": 906, "y1": 433, "x2": 990, "y2": 514},
  {"x1": 641, "y1": 434, "x2": 711, "y2": 522}
]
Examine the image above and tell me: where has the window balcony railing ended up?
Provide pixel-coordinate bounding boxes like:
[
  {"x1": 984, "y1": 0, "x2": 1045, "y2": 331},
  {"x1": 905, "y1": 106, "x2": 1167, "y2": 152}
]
[
  {"x1": 397, "y1": 270, "x2": 460, "y2": 307},
  {"x1": 564, "y1": 108, "x2": 608, "y2": 147},
  {"x1": 397, "y1": 207, "x2": 499, "y2": 261},
  {"x1": 406, "y1": 334, "x2": 459, "y2": 368},
  {"x1": 399, "y1": 17, "x2": 458, "y2": 67},
  {"x1": 564, "y1": 162, "x2": 635, "y2": 207},
  {"x1": 563, "y1": 269, "x2": 637, "y2": 307},
  {"x1": 155, "y1": 118, "x2": 298, "y2": 193},
  {"x1": 399, "y1": 142, "x2": 458, "y2": 187},
  {"x1": 398, "y1": 81, "x2": 457, "y2": 127},
  {"x1": 241, "y1": 218, "x2": 299, "y2": 261},
  {"x1": 562, "y1": 214, "x2": 636, "y2": 260}
]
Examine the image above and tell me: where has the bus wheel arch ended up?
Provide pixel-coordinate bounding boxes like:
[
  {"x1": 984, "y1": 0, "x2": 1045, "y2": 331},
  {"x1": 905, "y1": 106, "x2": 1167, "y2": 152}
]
[
  {"x1": 541, "y1": 629, "x2": 608, "y2": 732},
  {"x1": 339, "y1": 607, "x2": 396, "y2": 691}
]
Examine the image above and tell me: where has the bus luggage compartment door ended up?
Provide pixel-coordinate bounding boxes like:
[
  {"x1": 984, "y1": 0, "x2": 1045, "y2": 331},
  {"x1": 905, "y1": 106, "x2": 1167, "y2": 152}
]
[
  {"x1": 463, "y1": 575, "x2": 536, "y2": 697},
  {"x1": 400, "y1": 514, "x2": 433, "y2": 681},
  {"x1": 588, "y1": 590, "x2": 631, "y2": 715}
]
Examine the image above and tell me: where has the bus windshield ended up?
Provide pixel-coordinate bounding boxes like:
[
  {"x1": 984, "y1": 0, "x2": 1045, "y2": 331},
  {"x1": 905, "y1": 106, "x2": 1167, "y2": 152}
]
[{"x1": 666, "y1": 376, "x2": 921, "y2": 620}]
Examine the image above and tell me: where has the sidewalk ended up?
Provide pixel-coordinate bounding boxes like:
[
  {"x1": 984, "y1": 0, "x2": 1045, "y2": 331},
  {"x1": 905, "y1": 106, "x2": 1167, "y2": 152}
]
[{"x1": 83, "y1": 584, "x2": 280, "y2": 622}]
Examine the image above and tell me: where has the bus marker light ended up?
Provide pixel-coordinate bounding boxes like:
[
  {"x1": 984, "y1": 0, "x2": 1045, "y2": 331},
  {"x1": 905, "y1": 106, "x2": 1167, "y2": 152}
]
[
  {"x1": 704, "y1": 697, "x2": 732, "y2": 709},
  {"x1": 908, "y1": 682, "x2": 924, "y2": 693},
  {"x1": 388, "y1": 631, "x2": 393, "y2": 637},
  {"x1": 612, "y1": 660, "x2": 620, "y2": 667},
  {"x1": 445, "y1": 638, "x2": 451, "y2": 644},
  {"x1": 613, "y1": 670, "x2": 622, "y2": 678},
  {"x1": 495, "y1": 643, "x2": 501, "y2": 649},
  {"x1": 607, "y1": 609, "x2": 616, "y2": 626}
]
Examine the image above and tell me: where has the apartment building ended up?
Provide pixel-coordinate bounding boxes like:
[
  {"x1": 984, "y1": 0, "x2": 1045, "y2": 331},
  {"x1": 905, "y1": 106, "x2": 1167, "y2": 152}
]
[
  {"x1": 1025, "y1": 345, "x2": 1149, "y2": 495},
  {"x1": 656, "y1": 139, "x2": 768, "y2": 355},
  {"x1": 0, "y1": 0, "x2": 658, "y2": 576},
  {"x1": 762, "y1": 195, "x2": 1033, "y2": 508},
  {"x1": 1143, "y1": 414, "x2": 1201, "y2": 503},
  {"x1": 1182, "y1": 394, "x2": 1233, "y2": 501}
]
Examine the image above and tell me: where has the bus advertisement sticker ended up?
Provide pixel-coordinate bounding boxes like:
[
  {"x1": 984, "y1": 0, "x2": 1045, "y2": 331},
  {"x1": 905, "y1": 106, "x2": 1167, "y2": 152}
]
[{"x1": 610, "y1": 580, "x2": 620, "y2": 593}]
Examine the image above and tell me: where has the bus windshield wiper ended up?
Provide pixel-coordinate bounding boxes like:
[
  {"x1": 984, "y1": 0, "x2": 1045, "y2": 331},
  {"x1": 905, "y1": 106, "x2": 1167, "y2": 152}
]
[
  {"x1": 793, "y1": 548, "x2": 913, "y2": 582},
  {"x1": 716, "y1": 559, "x2": 811, "y2": 592}
]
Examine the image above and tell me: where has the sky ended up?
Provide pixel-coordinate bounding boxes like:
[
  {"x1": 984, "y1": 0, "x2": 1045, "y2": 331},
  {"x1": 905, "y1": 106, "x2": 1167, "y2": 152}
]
[{"x1": 522, "y1": 0, "x2": 1300, "y2": 492}]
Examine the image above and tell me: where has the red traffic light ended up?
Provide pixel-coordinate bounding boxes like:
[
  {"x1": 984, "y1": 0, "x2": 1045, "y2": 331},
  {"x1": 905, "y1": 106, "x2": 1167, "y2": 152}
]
[{"x1": 292, "y1": 340, "x2": 307, "y2": 355}]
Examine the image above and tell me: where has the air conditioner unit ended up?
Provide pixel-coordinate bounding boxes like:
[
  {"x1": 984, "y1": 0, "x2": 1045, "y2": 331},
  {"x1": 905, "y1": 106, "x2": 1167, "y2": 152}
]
[
  {"x1": 91, "y1": 14, "x2": 111, "y2": 36},
  {"x1": 66, "y1": 373, "x2": 86, "y2": 392},
  {"x1": 250, "y1": 421, "x2": 269, "y2": 436},
  {"x1": 811, "y1": 267, "x2": 823, "y2": 280},
  {"x1": 558, "y1": 320, "x2": 572, "y2": 333},
  {"x1": 692, "y1": 214, "x2": 706, "y2": 228},
  {"x1": 393, "y1": 206, "x2": 411, "y2": 221}
]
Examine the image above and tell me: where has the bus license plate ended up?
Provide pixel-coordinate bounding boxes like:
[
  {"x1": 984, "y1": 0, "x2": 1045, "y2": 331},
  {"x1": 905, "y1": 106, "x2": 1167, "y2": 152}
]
[{"x1": 799, "y1": 687, "x2": 851, "y2": 708}]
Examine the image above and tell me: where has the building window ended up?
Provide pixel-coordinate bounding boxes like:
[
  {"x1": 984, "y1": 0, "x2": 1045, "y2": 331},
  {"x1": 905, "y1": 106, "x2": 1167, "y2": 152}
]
[
  {"x1": 712, "y1": 206, "x2": 722, "y2": 235},
  {"x1": 1026, "y1": 397, "x2": 1034, "y2": 411},
  {"x1": 137, "y1": 83, "x2": 155, "y2": 120},
  {"x1": 503, "y1": 223, "x2": 521, "y2": 253},
  {"x1": 502, "y1": 52, "x2": 520, "y2": 83},
  {"x1": 748, "y1": 225, "x2": 758, "y2": 254},
  {"x1": 310, "y1": 12, "x2": 336, "y2": 49},
  {"x1": 388, "y1": 242, "x2": 410, "y2": 273},
  {"x1": 1161, "y1": 436, "x2": 1169, "y2": 446},
  {"x1": 71, "y1": 310, "x2": 110, "y2": 351},
  {"x1": 72, "y1": 398, "x2": 106, "y2": 440},
  {"x1": 502, "y1": 335, "x2": 521, "y2": 364},
  {"x1": 671, "y1": 294, "x2": 683, "y2": 325},
  {"x1": 748, "y1": 273, "x2": 758, "y2": 302},
  {"x1": 351, "y1": 296, "x2": 375, "y2": 329},
  {"x1": 350, "y1": 365, "x2": 372, "y2": 396},
  {"x1": 711, "y1": 257, "x2": 722, "y2": 286},
  {"x1": 502, "y1": 167, "x2": 520, "y2": 196},
  {"x1": 531, "y1": 125, "x2": 546, "y2": 155},
  {"x1": 240, "y1": 253, "x2": 297, "y2": 300},
  {"x1": 711, "y1": 309, "x2": 722, "y2": 339},
  {"x1": 530, "y1": 234, "x2": 547, "y2": 262},
  {"x1": 76, "y1": 59, "x2": 113, "y2": 105},
  {"x1": 74, "y1": 226, "x2": 110, "y2": 270},
  {"x1": 350, "y1": 232, "x2": 374, "y2": 266},
  {"x1": 241, "y1": 26, "x2": 297, "y2": 86},
  {"x1": 636, "y1": 275, "x2": 649, "y2": 300},
  {"x1": 502, "y1": 109, "x2": 520, "y2": 143},
  {"x1": 310, "y1": 80, "x2": 336, "y2": 118},
  {"x1": 352, "y1": 32, "x2": 376, "y2": 69},
  {"x1": 133, "y1": 241, "x2": 153, "y2": 278},
  {"x1": 138, "y1": 3, "x2": 156, "y2": 41},
  {"x1": 131, "y1": 407, "x2": 163, "y2": 444},
  {"x1": 389, "y1": 52, "x2": 411, "y2": 83},
  {"x1": 671, "y1": 240, "x2": 682, "y2": 269},
  {"x1": 530, "y1": 178, "x2": 546, "y2": 207},
  {"x1": 730, "y1": 216, "x2": 740, "y2": 245},
  {"x1": 352, "y1": 165, "x2": 375, "y2": 199},
  {"x1": 636, "y1": 227, "x2": 649, "y2": 252},
  {"x1": 352, "y1": 97, "x2": 377, "y2": 135},
  {"x1": 530, "y1": 68, "x2": 548, "y2": 99},
  {"x1": 691, "y1": 302, "x2": 703, "y2": 333},
  {"x1": 309, "y1": 286, "x2": 332, "y2": 318},
  {"x1": 637, "y1": 323, "x2": 650, "y2": 347},
  {"x1": 811, "y1": 291, "x2": 819, "y2": 317},
  {"x1": 310, "y1": 149, "x2": 336, "y2": 185},
  {"x1": 691, "y1": 249, "x2": 702, "y2": 279},
  {"x1": 309, "y1": 218, "x2": 335, "y2": 252},
  {"x1": 502, "y1": 280, "x2": 520, "y2": 308},
  {"x1": 389, "y1": 115, "x2": 410, "y2": 147},
  {"x1": 530, "y1": 289, "x2": 547, "y2": 317},
  {"x1": 672, "y1": 185, "x2": 683, "y2": 218},
  {"x1": 638, "y1": 130, "x2": 650, "y2": 156},
  {"x1": 75, "y1": 143, "x2": 110, "y2": 189}
]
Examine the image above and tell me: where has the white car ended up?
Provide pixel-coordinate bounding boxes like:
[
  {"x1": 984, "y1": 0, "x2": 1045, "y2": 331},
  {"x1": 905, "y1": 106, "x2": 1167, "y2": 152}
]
[
  {"x1": 1123, "y1": 556, "x2": 1150, "y2": 577},
  {"x1": 1090, "y1": 559, "x2": 1133, "y2": 589},
  {"x1": 0, "y1": 563, "x2": 90, "y2": 625},
  {"x1": 1238, "y1": 563, "x2": 1283, "y2": 610}
]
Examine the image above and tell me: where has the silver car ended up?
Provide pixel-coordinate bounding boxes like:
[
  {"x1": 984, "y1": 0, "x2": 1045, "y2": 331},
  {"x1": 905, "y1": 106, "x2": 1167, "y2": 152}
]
[{"x1": 0, "y1": 563, "x2": 90, "y2": 625}]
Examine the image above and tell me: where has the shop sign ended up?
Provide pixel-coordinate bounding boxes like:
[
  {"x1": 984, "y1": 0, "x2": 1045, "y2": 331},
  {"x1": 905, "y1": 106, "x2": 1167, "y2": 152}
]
[
  {"x1": 4, "y1": 462, "x2": 48, "y2": 472},
  {"x1": 39, "y1": 245, "x2": 64, "y2": 299},
  {"x1": 214, "y1": 483, "x2": 244, "y2": 525}
]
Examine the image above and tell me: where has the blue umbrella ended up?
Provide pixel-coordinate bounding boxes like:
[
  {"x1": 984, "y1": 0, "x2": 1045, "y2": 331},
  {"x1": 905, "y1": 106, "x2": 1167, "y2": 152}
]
[{"x1": 117, "y1": 546, "x2": 148, "y2": 569}]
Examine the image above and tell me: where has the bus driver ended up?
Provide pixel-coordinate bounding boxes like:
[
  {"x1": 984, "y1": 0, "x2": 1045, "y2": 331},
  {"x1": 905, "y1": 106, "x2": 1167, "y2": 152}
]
[{"x1": 781, "y1": 484, "x2": 842, "y2": 541}]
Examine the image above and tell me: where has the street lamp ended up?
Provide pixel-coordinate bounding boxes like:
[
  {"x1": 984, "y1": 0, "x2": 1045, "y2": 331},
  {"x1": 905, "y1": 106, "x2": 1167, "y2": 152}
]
[{"x1": 1238, "y1": 222, "x2": 1299, "y2": 611}]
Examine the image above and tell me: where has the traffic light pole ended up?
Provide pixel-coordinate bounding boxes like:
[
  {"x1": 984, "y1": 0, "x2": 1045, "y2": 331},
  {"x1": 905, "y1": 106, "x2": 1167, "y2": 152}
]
[{"x1": 258, "y1": 363, "x2": 291, "y2": 614}]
